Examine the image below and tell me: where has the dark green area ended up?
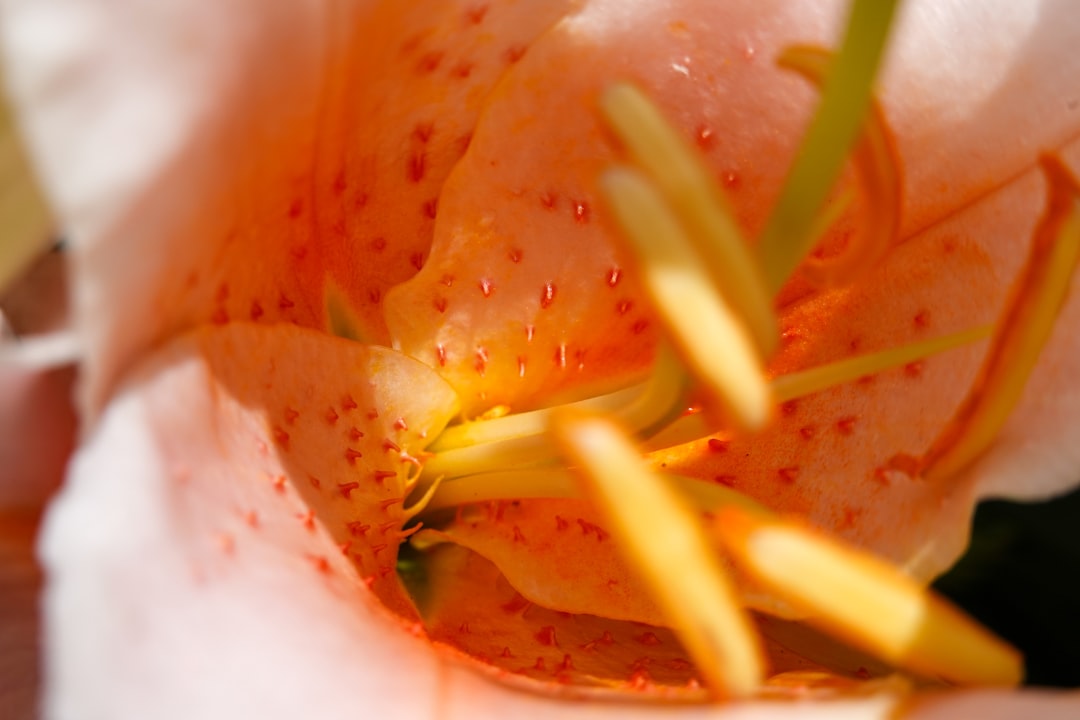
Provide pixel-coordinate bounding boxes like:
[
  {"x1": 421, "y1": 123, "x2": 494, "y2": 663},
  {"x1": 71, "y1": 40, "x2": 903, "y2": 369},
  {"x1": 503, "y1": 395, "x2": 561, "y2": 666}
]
[
  {"x1": 396, "y1": 541, "x2": 432, "y2": 617},
  {"x1": 933, "y1": 485, "x2": 1080, "y2": 687}
]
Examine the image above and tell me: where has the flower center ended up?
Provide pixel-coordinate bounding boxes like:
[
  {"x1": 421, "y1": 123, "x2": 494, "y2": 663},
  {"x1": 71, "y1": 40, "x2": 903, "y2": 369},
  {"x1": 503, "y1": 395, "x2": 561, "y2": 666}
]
[{"x1": 394, "y1": 6, "x2": 1080, "y2": 699}]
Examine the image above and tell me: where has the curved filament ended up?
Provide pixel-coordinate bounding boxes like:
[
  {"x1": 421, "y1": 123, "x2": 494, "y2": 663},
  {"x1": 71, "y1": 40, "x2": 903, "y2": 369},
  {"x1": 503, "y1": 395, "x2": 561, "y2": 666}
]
[
  {"x1": 757, "y1": 0, "x2": 901, "y2": 293},
  {"x1": 919, "y1": 155, "x2": 1080, "y2": 482},
  {"x1": 778, "y1": 45, "x2": 903, "y2": 289}
]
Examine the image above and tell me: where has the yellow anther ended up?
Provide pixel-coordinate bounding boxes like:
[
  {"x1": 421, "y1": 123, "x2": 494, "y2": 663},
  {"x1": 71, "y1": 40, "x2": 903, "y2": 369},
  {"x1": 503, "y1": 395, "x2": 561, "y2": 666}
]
[
  {"x1": 600, "y1": 82, "x2": 777, "y2": 356},
  {"x1": 921, "y1": 155, "x2": 1080, "y2": 482},
  {"x1": 757, "y1": 0, "x2": 901, "y2": 293},
  {"x1": 553, "y1": 411, "x2": 764, "y2": 698},
  {"x1": 778, "y1": 46, "x2": 902, "y2": 288},
  {"x1": 712, "y1": 506, "x2": 1023, "y2": 687},
  {"x1": 601, "y1": 167, "x2": 772, "y2": 431}
]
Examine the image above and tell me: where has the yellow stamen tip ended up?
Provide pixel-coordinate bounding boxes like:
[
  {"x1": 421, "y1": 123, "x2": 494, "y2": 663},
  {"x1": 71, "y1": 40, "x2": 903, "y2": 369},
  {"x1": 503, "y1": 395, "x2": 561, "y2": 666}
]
[
  {"x1": 599, "y1": 82, "x2": 778, "y2": 357},
  {"x1": 713, "y1": 507, "x2": 1024, "y2": 687},
  {"x1": 600, "y1": 167, "x2": 773, "y2": 432},
  {"x1": 553, "y1": 411, "x2": 765, "y2": 698}
]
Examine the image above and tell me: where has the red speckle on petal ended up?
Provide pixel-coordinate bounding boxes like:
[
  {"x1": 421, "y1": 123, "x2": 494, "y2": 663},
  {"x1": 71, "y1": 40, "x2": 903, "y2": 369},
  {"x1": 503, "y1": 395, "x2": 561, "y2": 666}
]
[
  {"x1": 348, "y1": 427, "x2": 364, "y2": 442},
  {"x1": 338, "y1": 482, "x2": 360, "y2": 500},
  {"x1": 272, "y1": 427, "x2": 290, "y2": 450},
  {"x1": 413, "y1": 122, "x2": 434, "y2": 143},
  {"x1": 836, "y1": 416, "x2": 857, "y2": 436},
  {"x1": 631, "y1": 319, "x2": 649, "y2": 334},
  {"x1": 347, "y1": 522, "x2": 371, "y2": 537},
  {"x1": 636, "y1": 632, "x2": 662, "y2": 646},
  {"x1": 416, "y1": 51, "x2": 445, "y2": 74},
  {"x1": 436, "y1": 344, "x2": 448, "y2": 367},
  {"x1": 371, "y1": 237, "x2": 387, "y2": 252},
  {"x1": 452, "y1": 61, "x2": 474, "y2": 79},
  {"x1": 271, "y1": 475, "x2": 287, "y2": 493},
  {"x1": 373, "y1": 469, "x2": 398, "y2": 485},
  {"x1": 479, "y1": 279, "x2": 494, "y2": 297},
  {"x1": 504, "y1": 45, "x2": 526, "y2": 64},
  {"x1": 408, "y1": 152, "x2": 427, "y2": 183},
  {"x1": 606, "y1": 267, "x2": 622, "y2": 287},
  {"x1": 344, "y1": 448, "x2": 363, "y2": 464},
  {"x1": 577, "y1": 519, "x2": 610, "y2": 541},
  {"x1": 433, "y1": 297, "x2": 448, "y2": 313},
  {"x1": 284, "y1": 408, "x2": 299, "y2": 425},
  {"x1": 342, "y1": 395, "x2": 358, "y2": 411},
  {"x1": 554, "y1": 344, "x2": 567, "y2": 369},
  {"x1": 517, "y1": 355, "x2": 527, "y2": 378},
  {"x1": 914, "y1": 310, "x2": 931, "y2": 329},
  {"x1": 707, "y1": 438, "x2": 729, "y2": 453},
  {"x1": 536, "y1": 626, "x2": 558, "y2": 646},
  {"x1": 696, "y1": 123, "x2": 715, "y2": 151},
  {"x1": 278, "y1": 294, "x2": 295, "y2": 310},
  {"x1": 422, "y1": 199, "x2": 438, "y2": 219},
  {"x1": 297, "y1": 510, "x2": 316, "y2": 531},
  {"x1": 307, "y1": 555, "x2": 332, "y2": 574},
  {"x1": 249, "y1": 301, "x2": 264, "y2": 321},
  {"x1": 325, "y1": 408, "x2": 339, "y2": 424},
  {"x1": 540, "y1": 283, "x2": 556, "y2": 309},
  {"x1": 799, "y1": 425, "x2": 817, "y2": 440},
  {"x1": 539, "y1": 192, "x2": 557, "y2": 210},
  {"x1": 905, "y1": 361, "x2": 925, "y2": 378},
  {"x1": 778, "y1": 466, "x2": 800, "y2": 483},
  {"x1": 512, "y1": 525, "x2": 526, "y2": 543},
  {"x1": 508, "y1": 247, "x2": 523, "y2": 263},
  {"x1": 411, "y1": 251, "x2": 426, "y2": 270},
  {"x1": 616, "y1": 299, "x2": 633, "y2": 316},
  {"x1": 465, "y1": 4, "x2": 488, "y2": 25},
  {"x1": 573, "y1": 200, "x2": 590, "y2": 223}
]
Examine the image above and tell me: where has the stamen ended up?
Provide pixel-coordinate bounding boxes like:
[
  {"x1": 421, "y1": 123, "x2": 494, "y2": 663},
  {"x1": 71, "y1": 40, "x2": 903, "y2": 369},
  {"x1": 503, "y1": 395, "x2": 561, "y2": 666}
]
[
  {"x1": 756, "y1": 0, "x2": 901, "y2": 293},
  {"x1": 771, "y1": 326, "x2": 991, "y2": 404},
  {"x1": 402, "y1": 475, "x2": 446, "y2": 520},
  {"x1": 643, "y1": 326, "x2": 991, "y2": 451},
  {"x1": 553, "y1": 411, "x2": 764, "y2": 698},
  {"x1": 419, "y1": 431, "x2": 558, "y2": 483},
  {"x1": 430, "y1": 346, "x2": 684, "y2": 452},
  {"x1": 600, "y1": 82, "x2": 777, "y2": 356},
  {"x1": 918, "y1": 156, "x2": 1080, "y2": 482},
  {"x1": 712, "y1": 506, "x2": 1023, "y2": 686},
  {"x1": 601, "y1": 167, "x2": 772, "y2": 431},
  {"x1": 777, "y1": 46, "x2": 902, "y2": 288},
  {"x1": 418, "y1": 467, "x2": 767, "y2": 517}
]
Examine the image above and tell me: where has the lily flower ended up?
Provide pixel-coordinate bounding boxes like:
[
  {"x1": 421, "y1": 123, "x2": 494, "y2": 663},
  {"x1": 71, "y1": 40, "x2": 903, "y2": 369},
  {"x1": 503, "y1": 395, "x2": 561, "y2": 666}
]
[{"x1": 3, "y1": 0, "x2": 1080, "y2": 717}]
